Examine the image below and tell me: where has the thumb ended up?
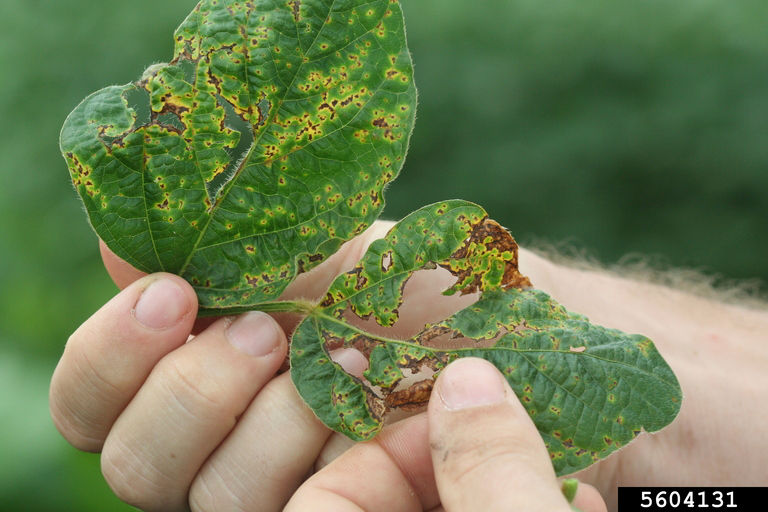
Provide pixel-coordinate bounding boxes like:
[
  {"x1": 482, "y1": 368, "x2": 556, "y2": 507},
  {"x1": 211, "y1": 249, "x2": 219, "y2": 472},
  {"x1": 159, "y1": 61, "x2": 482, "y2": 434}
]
[{"x1": 428, "y1": 357, "x2": 597, "y2": 512}]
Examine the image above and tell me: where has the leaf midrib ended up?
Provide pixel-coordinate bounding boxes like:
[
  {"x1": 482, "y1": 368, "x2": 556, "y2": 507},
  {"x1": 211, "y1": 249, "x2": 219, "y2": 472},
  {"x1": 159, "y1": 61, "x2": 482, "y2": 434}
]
[
  {"x1": 177, "y1": 0, "x2": 389, "y2": 277},
  {"x1": 315, "y1": 311, "x2": 681, "y2": 396}
]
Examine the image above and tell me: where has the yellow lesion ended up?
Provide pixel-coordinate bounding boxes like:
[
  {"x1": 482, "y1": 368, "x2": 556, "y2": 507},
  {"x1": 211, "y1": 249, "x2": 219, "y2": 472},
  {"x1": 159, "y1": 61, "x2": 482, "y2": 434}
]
[
  {"x1": 348, "y1": 54, "x2": 363, "y2": 69},
  {"x1": 249, "y1": 26, "x2": 269, "y2": 45},
  {"x1": 82, "y1": 179, "x2": 100, "y2": 198},
  {"x1": 155, "y1": 194, "x2": 172, "y2": 211},
  {"x1": 385, "y1": 68, "x2": 400, "y2": 80},
  {"x1": 636, "y1": 338, "x2": 653, "y2": 356}
]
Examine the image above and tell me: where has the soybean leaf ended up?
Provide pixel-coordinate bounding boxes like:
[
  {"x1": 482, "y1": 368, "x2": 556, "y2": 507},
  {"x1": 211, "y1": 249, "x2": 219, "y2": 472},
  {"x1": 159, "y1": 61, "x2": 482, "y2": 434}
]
[
  {"x1": 61, "y1": 0, "x2": 416, "y2": 314},
  {"x1": 290, "y1": 200, "x2": 682, "y2": 475},
  {"x1": 61, "y1": 0, "x2": 682, "y2": 475}
]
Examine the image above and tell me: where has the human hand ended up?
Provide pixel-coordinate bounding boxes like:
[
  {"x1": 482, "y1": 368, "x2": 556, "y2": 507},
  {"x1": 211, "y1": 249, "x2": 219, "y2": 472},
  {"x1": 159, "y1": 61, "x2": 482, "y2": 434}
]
[
  {"x1": 49, "y1": 270, "x2": 333, "y2": 511},
  {"x1": 286, "y1": 357, "x2": 607, "y2": 512},
  {"x1": 49, "y1": 224, "x2": 394, "y2": 512},
  {"x1": 47, "y1": 222, "x2": 619, "y2": 512},
  {"x1": 53, "y1": 216, "x2": 763, "y2": 512}
]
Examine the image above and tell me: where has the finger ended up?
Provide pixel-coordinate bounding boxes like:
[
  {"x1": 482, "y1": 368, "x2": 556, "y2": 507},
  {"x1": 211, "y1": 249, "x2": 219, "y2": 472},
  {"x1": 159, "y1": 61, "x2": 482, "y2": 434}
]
[
  {"x1": 100, "y1": 221, "x2": 395, "y2": 337},
  {"x1": 285, "y1": 413, "x2": 438, "y2": 512},
  {"x1": 315, "y1": 432, "x2": 356, "y2": 472},
  {"x1": 100, "y1": 311, "x2": 287, "y2": 512},
  {"x1": 50, "y1": 273, "x2": 197, "y2": 451},
  {"x1": 188, "y1": 372, "x2": 329, "y2": 512},
  {"x1": 187, "y1": 347, "x2": 367, "y2": 511},
  {"x1": 100, "y1": 239, "x2": 147, "y2": 289},
  {"x1": 287, "y1": 411, "x2": 608, "y2": 512},
  {"x1": 100, "y1": 241, "x2": 219, "y2": 334},
  {"x1": 570, "y1": 482, "x2": 608, "y2": 512},
  {"x1": 428, "y1": 358, "x2": 575, "y2": 512}
]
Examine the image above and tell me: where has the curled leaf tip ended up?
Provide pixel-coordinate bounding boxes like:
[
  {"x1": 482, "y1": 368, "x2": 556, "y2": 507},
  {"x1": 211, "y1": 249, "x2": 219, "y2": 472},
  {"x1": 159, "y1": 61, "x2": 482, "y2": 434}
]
[{"x1": 442, "y1": 217, "x2": 532, "y2": 296}]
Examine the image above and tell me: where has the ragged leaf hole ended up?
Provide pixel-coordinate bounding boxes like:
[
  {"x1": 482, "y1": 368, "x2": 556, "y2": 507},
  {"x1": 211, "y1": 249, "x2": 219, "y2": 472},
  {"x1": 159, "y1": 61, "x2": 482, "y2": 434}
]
[
  {"x1": 206, "y1": 95, "x2": 256, "y2": 198},
  {"x1": 99, "y1": 86, "x2": 150, "y2": 145},
  {"x1": 330, "y1": 348, "x2": 368, "y2": 379},
  {"x1": 158, "y1": 111, "x2": 184, "y2": 131},
  {"x1": 124, "y1": 86, "x2": 151, "y2": 128},
  {"x1": 344, "y1": 267, "x2": 479, "y2": 340},
  {"x1": 391, "y1": 364, "x2": 436, "y2": 394},
  {"x1": 417, "y1": 329, "x2": 502, "y2": 351}
]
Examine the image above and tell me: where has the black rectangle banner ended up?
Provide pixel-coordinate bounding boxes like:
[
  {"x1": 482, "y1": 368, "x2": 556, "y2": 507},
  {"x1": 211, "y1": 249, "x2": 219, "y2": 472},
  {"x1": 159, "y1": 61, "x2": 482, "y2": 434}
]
[{"x1": 618, "y1": 487, "x2": 764, "y2": 511}]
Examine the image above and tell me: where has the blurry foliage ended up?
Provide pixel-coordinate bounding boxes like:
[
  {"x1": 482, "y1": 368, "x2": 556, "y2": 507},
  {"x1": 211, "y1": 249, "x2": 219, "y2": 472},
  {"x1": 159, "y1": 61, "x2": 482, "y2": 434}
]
[
  {"x1": 0, "y1": 0, "x2": 764, "y2": 509},
  {"x1": 392, "y1": 0, "x2": 768, "y2": 287}
]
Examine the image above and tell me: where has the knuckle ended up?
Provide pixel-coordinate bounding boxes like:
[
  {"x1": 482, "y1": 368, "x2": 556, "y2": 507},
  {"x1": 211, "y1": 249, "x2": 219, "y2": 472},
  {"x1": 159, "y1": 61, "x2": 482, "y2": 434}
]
[
  {"x1": 158, "y1": 356, "x2": 230, "y2": 419},
  {"x1": 258, "y1": 375, "x2": 317, "y2": 430},
  {"x1": 49, "y1": 396, "x2": 105, "y2": 452},
  {"x1": 49, "y1": 349, "x2": 120, "y2": 452},
  {"x1": 71, "y1": 341, "x2": 126, "y2": 397},
  {"x1": 444, "y1": 435, "x2": 538, "y2": 487},
  {"x1": 189, "y1": 463, "x2": 252, "y2": 512},
  {"x1": 101, "y1": 436, "x2": 167, "y2": 510}
]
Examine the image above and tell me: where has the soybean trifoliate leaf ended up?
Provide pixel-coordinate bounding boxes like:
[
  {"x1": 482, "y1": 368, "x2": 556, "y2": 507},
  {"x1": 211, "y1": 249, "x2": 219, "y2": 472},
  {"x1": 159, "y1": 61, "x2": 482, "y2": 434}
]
[
  {"x1": 290, "y1": 200, "x2": 682, "y2": 475},
  {"x1": 61, "y1": 0, "x2": 415, "y2": 314},
  {"x1": 62, "y1": 0, "x2": 682, "y2": 477}
]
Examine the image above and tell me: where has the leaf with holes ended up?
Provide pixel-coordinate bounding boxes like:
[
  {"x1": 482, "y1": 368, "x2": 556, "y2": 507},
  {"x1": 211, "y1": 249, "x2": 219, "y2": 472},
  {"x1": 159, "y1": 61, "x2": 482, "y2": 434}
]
[
  {"x1": 62, "y1": 0, "x2": 682, "y2": 475},
  {"x1": 61, "y1": 0, "x2": 415, "y2": 314},
  {"x1": 290, "y1": 200, "x2": 682, "y2": 475}
]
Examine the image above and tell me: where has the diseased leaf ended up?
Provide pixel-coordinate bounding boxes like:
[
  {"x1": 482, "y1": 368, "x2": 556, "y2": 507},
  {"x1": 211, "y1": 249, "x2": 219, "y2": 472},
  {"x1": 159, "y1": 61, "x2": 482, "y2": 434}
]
[
  {"x1": 290, "y1": 200, "x2": 682, "y2": 475},
  {"x1": 61, "y1": 0, "x2": 416, "y2": 314},
  {"x1": 62, "y1": 1, "x2": 682, "y2": 475}
]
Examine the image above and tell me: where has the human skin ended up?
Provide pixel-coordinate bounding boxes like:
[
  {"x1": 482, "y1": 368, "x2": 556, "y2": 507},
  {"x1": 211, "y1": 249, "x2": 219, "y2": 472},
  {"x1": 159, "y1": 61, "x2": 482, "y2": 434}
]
[
  {"x1": 285, "y1": 357, "x2": 607, "y2": 512},
  {"x1": 523, "y1": 249, "x2": 768, "y2": 507},
  {"x1": 49, "y1": 221, "x2": 768, "y2": 511}
]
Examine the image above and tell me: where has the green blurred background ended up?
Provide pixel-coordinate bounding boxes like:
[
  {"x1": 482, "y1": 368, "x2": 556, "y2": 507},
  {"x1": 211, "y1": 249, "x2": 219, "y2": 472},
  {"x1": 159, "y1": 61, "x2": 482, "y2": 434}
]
[{"x1": 1, "y1": 0, "x2": 765, "y2": 509}]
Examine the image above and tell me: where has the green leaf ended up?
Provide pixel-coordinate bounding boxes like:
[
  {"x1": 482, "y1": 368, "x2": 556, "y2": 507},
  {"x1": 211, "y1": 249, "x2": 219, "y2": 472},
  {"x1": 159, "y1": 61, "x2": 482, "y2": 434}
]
[
  {"x1": 62, "y1": 1, "x2": 682, "y2": 475},
  {"x1": 61, "y1": 0, "x2": 416, "y2": 314},
  {"x1": 290, "y1": 200, "x2": 682, "y2": 475}
]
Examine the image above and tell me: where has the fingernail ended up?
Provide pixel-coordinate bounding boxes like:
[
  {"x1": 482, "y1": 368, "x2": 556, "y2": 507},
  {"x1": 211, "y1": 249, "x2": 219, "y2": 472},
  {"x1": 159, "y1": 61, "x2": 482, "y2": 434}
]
[
  {"x1": 134, "y1": 278, "x2": 189, "y2": 329},
  {"x1": 437, "y1": 358, "x2": 507, "y2": 410},
  {"x1": 226, "y1": 311, "x2": 282, "y2": 357}
]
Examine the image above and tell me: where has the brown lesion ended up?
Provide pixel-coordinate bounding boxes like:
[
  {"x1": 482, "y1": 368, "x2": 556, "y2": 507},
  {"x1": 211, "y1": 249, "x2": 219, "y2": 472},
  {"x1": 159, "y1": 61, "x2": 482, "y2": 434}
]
[
  {"x1": 442, "y1": 217, "x2": 532, "y2": 295},
  {"x1": 318, "y1": 94, "x2": 339, "y2": 120},
  {"x1": 413, "y1": 324, "x2": 453, "y2": 346},
  {"x1": 288, "y1": 0, "x2": 301, "y2": 23},
  {"x1": 365, "y1": 391, "x2": 386, "y2": 422},
  {"x1": 372, "y1": 116, "x2": 400, "y2": 141},
  {"x1": 352, "y1": 267, "x2": 368, "y2": 290},
  {"x1": 383, "y1": 378, "x2": 434, "y2": 411}
]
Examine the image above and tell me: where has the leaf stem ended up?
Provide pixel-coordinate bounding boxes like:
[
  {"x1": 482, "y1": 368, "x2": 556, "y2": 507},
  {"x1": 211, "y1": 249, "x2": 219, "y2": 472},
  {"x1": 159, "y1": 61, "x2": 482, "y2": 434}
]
[{"x1": 197, "y1": 299, "x2": 317, "y2": 317}]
